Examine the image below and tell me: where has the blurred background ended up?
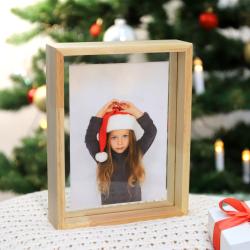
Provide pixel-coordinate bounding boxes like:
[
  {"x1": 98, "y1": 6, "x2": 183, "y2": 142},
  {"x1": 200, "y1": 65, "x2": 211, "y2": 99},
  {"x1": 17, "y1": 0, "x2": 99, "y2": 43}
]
[{"x1": 0, "y1": 0, "x2": 250, "y2": 201}]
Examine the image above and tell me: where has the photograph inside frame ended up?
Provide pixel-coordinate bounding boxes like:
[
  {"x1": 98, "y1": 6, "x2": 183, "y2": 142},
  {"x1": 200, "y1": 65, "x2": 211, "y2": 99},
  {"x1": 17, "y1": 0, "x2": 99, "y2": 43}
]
[{"x1": 65, "y1": 53, "x2": 169, "y2": 211}]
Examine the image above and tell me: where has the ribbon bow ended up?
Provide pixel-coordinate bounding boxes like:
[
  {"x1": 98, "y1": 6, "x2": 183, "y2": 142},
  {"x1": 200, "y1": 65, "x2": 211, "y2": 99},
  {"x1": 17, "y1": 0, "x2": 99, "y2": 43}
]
[{"x1": 213, "y1": 197, "x2": 250, "y2": 250}]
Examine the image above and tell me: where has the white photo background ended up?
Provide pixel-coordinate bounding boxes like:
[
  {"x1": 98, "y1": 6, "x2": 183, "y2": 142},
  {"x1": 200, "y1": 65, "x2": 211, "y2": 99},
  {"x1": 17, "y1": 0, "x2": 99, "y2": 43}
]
[{"x1": 69, "y1": 60, "x2": 169, "y2": 210}]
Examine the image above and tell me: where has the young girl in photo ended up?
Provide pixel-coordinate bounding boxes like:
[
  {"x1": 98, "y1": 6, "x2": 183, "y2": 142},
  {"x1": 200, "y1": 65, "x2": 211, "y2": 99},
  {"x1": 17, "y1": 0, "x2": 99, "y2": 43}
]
[{"x1": 85, "y1": 99, "x2": 157, "y2": 205}]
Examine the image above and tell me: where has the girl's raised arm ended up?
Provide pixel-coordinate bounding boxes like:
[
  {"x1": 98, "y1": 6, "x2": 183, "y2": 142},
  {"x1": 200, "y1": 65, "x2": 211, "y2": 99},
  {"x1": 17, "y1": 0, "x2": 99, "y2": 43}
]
[
  {"x1": 136, "y1": 112, "x2": 157, "y2": 155},
  {"x1": 119, "y1": 101, "x2": 143, "y2": 119},
  {"x1": 120, "y1": 101, "x2": 157, "y2": 155}
]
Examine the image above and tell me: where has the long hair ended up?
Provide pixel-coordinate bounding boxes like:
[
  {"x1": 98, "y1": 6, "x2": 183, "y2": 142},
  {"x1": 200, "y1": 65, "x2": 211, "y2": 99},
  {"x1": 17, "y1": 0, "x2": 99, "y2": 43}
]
[{"x1": 97, "y1": 130, "x2": 145, "y2": 195}]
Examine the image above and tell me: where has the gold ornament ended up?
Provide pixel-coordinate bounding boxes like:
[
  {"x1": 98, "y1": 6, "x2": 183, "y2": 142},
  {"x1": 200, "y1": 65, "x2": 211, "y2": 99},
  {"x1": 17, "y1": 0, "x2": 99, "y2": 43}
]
[
  {"x1": 33, "y1": 85, "x2": 46, "y2": 112},
  {"x1": 39, "y1": 117, "x2": 47, "y2": 130},
  {"x1": 244, "y1": 42, "x2": 250, "y2": 64}
]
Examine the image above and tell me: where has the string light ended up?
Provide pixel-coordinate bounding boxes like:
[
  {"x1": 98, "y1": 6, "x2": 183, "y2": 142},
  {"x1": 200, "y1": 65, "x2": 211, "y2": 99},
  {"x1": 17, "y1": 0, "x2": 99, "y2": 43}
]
[
  {"x1": 214, "y1": 139, "x2": 224, "y2": 172},
  {"x1": 193, "y1": 57, "x2": 205, "y2": 95},
  {"x1": 242, "y1": 149, "x2": 250, "y2": 184}
]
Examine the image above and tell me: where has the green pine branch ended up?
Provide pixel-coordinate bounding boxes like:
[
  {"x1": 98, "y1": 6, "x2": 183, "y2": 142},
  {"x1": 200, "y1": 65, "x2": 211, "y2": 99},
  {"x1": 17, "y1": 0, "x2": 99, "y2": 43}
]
[
  {"x1": 0, "y1": 129, "x2": 70, "y2": 194},
  {"x1": 11, "y1": 0, "x2": 59, "y2": 24},
  {"x1": 192, "y1": 72, "x2": 250, "y2": 118},
  {"x1": 217, "y1": 0, "x2": 250, "y2": 28},
  {"x1": 7, "y1": 26, "x2": 44, "y2": 45},
  {"x1": 0, "y1": 88, "x2": 29, "y2": 110},
  {"x1": 190, "y1": 122, "x2": 250, "y2": 193}
]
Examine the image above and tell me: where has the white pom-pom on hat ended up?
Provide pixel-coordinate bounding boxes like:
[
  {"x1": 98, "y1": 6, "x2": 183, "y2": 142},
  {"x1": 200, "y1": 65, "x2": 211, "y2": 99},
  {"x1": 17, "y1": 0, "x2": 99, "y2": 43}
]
[{"x1": 95, "y1": 152, "x2": 108, "y2": 162}]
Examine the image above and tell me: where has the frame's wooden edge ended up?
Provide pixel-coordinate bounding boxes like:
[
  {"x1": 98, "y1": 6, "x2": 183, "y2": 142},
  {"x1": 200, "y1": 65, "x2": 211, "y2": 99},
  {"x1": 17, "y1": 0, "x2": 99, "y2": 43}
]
[
  {"x1": 46, "y1": 45, "x2": 66, "y2": 229},
  {"x1": 175, "y1": 46, "x2": 193, "y2": 214},
  {"x1": 64, "y1": 206, "x2": 184, "y2": 229},
  {"x1": 65, "y1": 199, "x2": 171, "y2": 218},
  {"x1": 47, "y1": 40, "x2": 192, "y2": 56},
  {"x1": 167, "y1": 52, "x2": 178, "y2": 204},
  {"x1": 46, "y1": 40, "x2": 193, "y2": 229}
]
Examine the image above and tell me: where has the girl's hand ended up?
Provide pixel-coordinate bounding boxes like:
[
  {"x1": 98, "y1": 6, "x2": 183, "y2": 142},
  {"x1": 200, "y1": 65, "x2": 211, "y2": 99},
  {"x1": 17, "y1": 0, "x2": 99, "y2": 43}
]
[
  {"x1": 120, "y1": 101, "x2": 144, "y2": 119},
  {"x1": 96, "y1": 99, "x2": 120, "y2": 118}
]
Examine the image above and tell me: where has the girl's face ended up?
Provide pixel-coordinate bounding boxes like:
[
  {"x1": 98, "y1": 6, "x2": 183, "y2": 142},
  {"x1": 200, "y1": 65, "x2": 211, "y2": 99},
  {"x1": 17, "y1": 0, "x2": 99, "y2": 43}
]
[{"x1": 109, "y1": 129, "x2": 130, "y2": 154}]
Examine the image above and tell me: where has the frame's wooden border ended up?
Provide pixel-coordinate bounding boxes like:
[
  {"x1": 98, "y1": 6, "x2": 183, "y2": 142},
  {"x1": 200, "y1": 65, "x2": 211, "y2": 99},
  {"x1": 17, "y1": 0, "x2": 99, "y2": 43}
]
[{"x1": 46, "y1": 40, "x2": 193, "y2": 229}]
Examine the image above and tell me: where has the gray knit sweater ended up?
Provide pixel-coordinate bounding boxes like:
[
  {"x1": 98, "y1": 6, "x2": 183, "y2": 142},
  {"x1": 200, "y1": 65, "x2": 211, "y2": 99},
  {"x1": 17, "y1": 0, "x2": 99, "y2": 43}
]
[{"x1": 85, "y1": 112, "x2": 157, "y2": 205}]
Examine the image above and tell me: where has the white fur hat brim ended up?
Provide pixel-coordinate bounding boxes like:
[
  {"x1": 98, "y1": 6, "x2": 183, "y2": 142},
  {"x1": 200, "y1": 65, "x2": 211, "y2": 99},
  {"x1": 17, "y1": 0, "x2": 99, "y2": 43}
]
[{"x1": 107, "y1": 114, "x2": 136, "y2": 133}]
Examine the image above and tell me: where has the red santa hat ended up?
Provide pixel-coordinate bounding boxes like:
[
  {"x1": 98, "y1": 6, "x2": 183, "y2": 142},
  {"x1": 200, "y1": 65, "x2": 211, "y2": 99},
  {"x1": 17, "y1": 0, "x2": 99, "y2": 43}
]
[{"x1": 95, "y1": 109, "x2": 137, "y2": 162}]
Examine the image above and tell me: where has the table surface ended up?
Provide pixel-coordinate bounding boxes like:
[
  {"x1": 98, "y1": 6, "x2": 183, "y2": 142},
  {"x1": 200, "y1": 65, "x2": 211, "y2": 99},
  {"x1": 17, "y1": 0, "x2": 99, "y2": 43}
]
[{"x1": 0, "y1": 191, "x2": 219, "y2": 250}]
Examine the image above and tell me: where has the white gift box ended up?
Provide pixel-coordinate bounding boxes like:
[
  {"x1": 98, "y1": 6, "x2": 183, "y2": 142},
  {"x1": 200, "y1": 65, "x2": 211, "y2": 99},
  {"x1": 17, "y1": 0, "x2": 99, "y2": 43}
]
[{"x1": 208, "y1": 200, "x2": 250, "y2": 250}]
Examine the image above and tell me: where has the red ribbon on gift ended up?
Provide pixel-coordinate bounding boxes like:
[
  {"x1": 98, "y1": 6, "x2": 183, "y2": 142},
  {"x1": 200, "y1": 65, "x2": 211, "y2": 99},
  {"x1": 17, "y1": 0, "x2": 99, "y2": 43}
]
[{"x1": 213, "y1": 197, "x2": 250, "y2": 250}]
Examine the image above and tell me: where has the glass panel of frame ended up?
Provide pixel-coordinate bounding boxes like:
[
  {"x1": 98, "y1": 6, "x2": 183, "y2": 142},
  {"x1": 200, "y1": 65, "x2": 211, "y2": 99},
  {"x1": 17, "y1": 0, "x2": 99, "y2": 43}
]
[{"x1": 64, "y1": 52, "x2": 170, "y2": 212}]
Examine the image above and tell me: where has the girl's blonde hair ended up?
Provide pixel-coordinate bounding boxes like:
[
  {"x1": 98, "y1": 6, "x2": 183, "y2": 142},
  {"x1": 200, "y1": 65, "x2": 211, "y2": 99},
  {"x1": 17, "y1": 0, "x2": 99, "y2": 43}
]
[{"x1": 97, "y1": 130, "x2": 145, "y2": 195}]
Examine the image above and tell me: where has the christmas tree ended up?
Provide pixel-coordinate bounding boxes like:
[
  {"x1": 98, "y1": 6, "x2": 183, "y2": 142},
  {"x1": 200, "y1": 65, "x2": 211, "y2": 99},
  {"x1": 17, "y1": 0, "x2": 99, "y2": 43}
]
[{"x1": 1, "y1": 0, "x2": 250, "y2": 194}]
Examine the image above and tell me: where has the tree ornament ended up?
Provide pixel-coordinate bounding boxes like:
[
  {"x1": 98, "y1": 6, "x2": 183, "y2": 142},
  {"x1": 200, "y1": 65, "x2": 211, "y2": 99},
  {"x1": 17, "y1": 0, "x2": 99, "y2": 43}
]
[
  {"x1": 33, "y1": 85, "x2": 46, "y2": 112},
  {"x1": 244, "y1": 42, "x2": 250, "y2": 64},
  {"x1": 24, "y1": 78, "x2": 32, "y2": 86},
  {"x1": 199, "y1": 8, "x2": 218, "y2": 30},
  {"x1": 39, "y1": 118, "x2": 47, "y2": 130},
  {"x1": 89, "y1": 18, "x2": 103, "y2": 37},
  {"x1": 103, "y1": 18, "x2": 136, "y2": 42},
  {"x1": 27, "y1": 87, "x2": 36, "y2": 103}
]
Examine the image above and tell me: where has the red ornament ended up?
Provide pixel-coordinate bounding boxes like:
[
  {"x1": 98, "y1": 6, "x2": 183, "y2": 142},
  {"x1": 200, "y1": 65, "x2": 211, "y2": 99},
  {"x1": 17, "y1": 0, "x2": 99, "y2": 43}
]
[
  {"x1": 89, "y1": 18, "x2": 103, "y2": 37},
  {"x1": 27, "y1": 87, "x2": 36, "y2": 103},
  {"x1": 199, "y1": 11, "x2": 218, "y2": 30},
  {"x1": 90, "y1": 23, "x2": 101, "y2": 37}
]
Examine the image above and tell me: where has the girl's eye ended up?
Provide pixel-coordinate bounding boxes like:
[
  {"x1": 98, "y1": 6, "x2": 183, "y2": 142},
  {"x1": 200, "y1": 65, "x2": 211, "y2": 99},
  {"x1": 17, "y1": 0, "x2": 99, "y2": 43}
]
[
  {"x1": 123, "y1": 135, "x2": 128, "y2": 138},
  {"x1": 111, "y1": 136, "x2": 117, "y2": 140}
]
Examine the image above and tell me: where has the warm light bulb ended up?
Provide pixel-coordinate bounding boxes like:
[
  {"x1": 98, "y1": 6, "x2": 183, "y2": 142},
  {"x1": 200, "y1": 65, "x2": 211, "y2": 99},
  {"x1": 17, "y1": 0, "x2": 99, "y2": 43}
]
[
  {"x1": 214, "y1": 140, "x2": 224, "y2": 153},
  {"x1": 242, "y1": 149, "x2": 250, "y2": 162},
  {"x1": 194, "y1": 57, "x2": 203, "y2": 66},
  {"x1": 194, "y1": 57, "x2": 203, "y2": 72}
]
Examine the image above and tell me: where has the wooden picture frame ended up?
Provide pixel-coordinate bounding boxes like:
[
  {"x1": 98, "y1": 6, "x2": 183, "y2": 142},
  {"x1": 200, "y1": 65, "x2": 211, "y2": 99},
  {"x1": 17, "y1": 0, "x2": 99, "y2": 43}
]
[{"x1": 46, "y1": 40, "x2": 193, "y2": 229}]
